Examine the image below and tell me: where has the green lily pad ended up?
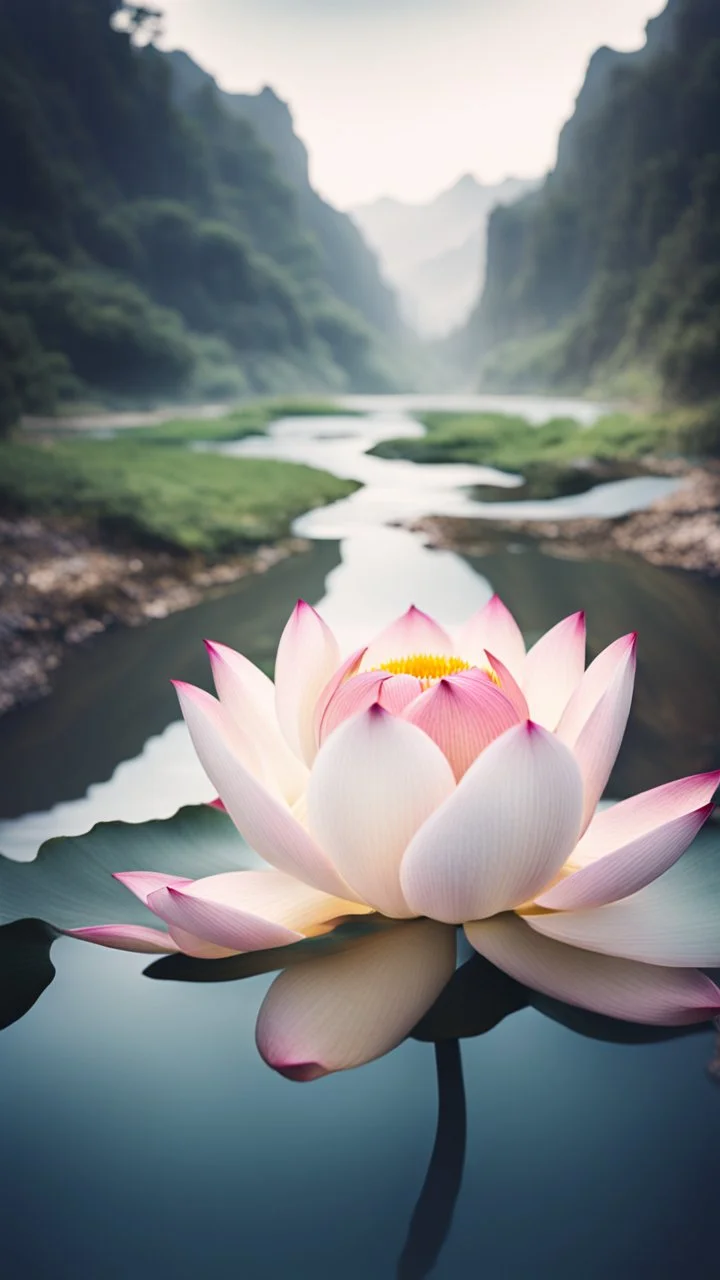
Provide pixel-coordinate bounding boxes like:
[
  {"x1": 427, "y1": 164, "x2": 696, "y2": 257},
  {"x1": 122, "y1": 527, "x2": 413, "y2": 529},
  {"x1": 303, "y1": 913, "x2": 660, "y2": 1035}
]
[
  {"x1": 0, "y1": 919, "x2": 57, "y2": 1031},
  {"x1": 0, "y1": 805, "x2": 258, "y2": 930}
]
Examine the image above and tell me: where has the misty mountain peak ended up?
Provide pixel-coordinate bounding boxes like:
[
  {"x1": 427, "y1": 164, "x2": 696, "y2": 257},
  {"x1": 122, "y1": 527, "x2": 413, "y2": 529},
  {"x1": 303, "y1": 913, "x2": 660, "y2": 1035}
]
[{"x1": 352, "y1": 172, "x2": 538, "y2": 337}]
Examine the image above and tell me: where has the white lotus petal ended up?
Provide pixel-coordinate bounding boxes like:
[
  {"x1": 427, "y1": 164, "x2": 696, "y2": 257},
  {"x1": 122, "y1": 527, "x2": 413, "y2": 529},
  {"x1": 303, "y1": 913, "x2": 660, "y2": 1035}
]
[
  {"x1": 466, "y1": 913, "x2": 720, "y2": 1025},
  {"x1": 400, "y1": 722, "x2": 583, "y2": 924},
  {"x1": 205, "y1": 640, "x2": 307, "y2": 803},
  {"x1": 455, "y1": 596, "x2": 525, "y2": 679},
  {"x1": 556, "y1": 633, "x2": 637, "y2": 832},
  {"x1": 174, "y1": 681, "x2": 356, "y2": 899},
  {"x1": 275, "y1": 601, "x2": 341, "y2": 765},
  {"x1": 522, "y1": 612, "x2": 586, "y2": 730},
  {"x1": 256, "y1": 920, "x2": 457, "y2": 1079},
  {"x1": 307, "y1": 706, "x2": 456, "y2": 918}
]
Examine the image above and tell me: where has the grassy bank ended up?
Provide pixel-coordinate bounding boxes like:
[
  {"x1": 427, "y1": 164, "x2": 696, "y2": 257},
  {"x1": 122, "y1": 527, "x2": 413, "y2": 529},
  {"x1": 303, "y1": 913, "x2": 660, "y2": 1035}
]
[
  {"x1": 369, "y1": 405, "x2": 720, "y2": 485},
  {"x1": 0, "y1": 437, "x2": 357, "y2": 555},
  {"x1": 108, "y1": 399, "x2": 359, "y2": 446}
]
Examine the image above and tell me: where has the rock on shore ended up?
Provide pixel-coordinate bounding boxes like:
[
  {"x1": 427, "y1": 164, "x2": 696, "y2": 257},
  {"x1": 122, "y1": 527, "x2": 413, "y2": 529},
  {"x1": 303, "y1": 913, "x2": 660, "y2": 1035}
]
[{"x1": 413, "y1": 466, "x2": 720, "y2": 577}]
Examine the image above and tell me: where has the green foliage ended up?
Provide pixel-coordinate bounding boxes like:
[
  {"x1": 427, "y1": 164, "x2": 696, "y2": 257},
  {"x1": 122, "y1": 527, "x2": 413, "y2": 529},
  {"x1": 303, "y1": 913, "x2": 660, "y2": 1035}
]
[
  {"x1": 0, "y1": 310, "x2": 78, "y2": 436},
  {"x1": 119, "y1": 398, "x2": 358, "y2": 444},
  {"x1": 0, "y1": 0, "x2": 398, "y2": 430},
  {"x1": 0, "y1": 437, "x2": 359, "y2": 554},
  {"x1": 461, "y1": 0, "x2": 720, "y2": 404},
  {"x1": 370, "y1": 404, "x2": 720, "y2": 473}
]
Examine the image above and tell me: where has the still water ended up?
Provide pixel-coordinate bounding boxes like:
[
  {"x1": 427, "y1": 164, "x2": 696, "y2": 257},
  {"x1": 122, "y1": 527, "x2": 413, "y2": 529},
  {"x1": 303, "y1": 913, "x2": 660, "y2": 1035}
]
[{"x1": 0, "y1": 397, "x2": 718, "y2": 1278}]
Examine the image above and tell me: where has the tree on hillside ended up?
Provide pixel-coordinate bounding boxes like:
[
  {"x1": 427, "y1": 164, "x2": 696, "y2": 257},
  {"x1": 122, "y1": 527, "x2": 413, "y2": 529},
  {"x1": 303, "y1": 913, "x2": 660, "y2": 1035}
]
[{"x1": 111, "y1": 3, "x2": 164, "y2": 45}]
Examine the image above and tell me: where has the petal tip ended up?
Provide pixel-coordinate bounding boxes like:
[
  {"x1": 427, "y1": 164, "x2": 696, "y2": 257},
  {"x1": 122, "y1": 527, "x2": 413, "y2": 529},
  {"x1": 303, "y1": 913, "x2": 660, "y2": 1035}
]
[
  {"x1": 271, "y1": 1060, "x2": 329, "y2": 1083},
  {"x1": 367, "y1": 700, "x2": 389, "y2": 720}
]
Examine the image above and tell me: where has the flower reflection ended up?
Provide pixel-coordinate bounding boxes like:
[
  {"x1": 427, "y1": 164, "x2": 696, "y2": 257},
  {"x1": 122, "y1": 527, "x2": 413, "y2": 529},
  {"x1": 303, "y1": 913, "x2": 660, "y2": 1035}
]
[
  {"x1": 1, "y1": 909, "x2": 718, "y2": 1280},
  {"x1": 249, "y1": 917, "x2": 719, "y2": 1081}
]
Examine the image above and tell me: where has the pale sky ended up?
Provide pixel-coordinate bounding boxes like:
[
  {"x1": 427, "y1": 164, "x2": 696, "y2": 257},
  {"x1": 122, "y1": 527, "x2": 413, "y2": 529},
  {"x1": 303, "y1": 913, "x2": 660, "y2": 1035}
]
[{"x1": 157, "y1": 0, "x2": 666, "y2": 207}]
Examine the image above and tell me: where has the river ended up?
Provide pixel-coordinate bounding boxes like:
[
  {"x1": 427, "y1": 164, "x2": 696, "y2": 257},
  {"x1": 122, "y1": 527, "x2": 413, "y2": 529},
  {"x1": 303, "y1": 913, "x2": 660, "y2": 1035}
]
[{"x1": 0, "y1": 396, "x2": 718, "y2": 1279}]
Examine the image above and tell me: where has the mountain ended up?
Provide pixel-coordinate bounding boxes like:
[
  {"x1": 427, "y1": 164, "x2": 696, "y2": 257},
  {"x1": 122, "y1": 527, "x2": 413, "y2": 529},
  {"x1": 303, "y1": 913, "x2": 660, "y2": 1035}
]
[
  {"x1": 166, "y1": 51, "x2": 399, "y2": 337},
  {"x1": 458, "y1": 0, "x2": 720, "y2": 403},
  {"x1": 0, "y1": 0, "x2": 400, "y2": 433},
  {"x1": 352, "y1": 174, "x2": 538, "y2": 337}
]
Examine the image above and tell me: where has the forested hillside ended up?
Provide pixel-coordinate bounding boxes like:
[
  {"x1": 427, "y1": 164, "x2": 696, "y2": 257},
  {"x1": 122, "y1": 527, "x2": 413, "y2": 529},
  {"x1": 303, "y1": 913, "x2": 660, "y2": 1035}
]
[
  {"x1": 459, "y1": 0, "x2": 720, "y2": 403},
  {"x1": 0, "y1": 0, "x2": 400, "y2": 432},
  {"x1": 167, "y1": 50, "x2": 398, "y2": 338}
]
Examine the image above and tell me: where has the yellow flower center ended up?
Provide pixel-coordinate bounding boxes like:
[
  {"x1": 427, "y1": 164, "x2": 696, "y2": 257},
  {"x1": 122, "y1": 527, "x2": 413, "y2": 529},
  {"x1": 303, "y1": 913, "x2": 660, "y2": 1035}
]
[{"x1": 373, "y1": 653, "x2": 500, "y2": 691}]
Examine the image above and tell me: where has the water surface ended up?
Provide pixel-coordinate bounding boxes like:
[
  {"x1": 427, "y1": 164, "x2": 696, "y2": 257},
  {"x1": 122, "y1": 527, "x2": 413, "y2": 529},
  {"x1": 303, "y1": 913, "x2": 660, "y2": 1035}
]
[{"x1": 0, "y1": 398, "x2": 718, "y2": 1279}]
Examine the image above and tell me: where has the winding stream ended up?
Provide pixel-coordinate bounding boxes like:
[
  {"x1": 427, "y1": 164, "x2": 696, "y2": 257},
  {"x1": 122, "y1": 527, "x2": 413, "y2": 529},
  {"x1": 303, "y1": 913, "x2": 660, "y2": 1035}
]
[{"x1": 0, "y1": 397, "x2": 718, "y2": 1280}]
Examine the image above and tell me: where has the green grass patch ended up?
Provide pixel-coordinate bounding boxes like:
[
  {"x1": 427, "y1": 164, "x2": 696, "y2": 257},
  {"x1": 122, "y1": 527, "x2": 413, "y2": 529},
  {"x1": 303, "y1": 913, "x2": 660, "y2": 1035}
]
[
  {"x1": 369, "y1": 404, "x2": 720, "y2": 475},
  {"x1": 0, "y1": 437, "x2": 358, "y2": 555},
  {"x1": 119, "y1": 399, "x2": 360, "y2": 446}
]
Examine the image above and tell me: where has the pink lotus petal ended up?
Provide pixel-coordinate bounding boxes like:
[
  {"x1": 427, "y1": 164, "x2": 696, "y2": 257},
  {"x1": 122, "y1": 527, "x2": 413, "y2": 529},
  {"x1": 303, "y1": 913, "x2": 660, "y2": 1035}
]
[
  {"x1": 378, "y1": 673, "x2": 424, "y2": 716},
  {"x1": 148, "y1": 869, "x2": 368, "y2": 953},
  {"x1": 400, "y1": 722, "x2": 583, "y2": 924},
  {"x1": 274, "y1": 601, "x2": 341, "y2": 765},
  {"x1": 256, "y1": 920, "x2": 457, "y2": 1079},
  {"x1": 401, "y1": 671, "x2": 521, "y2": 779},
  {"x1": 483, "y1": 650, "x2": 529, "y2": 719},
  {"x1": 522, "y1": 612, "x2": 586, "y2": 730},
  {"x1": 536, "y1": 770, "x2": 720, "y2": 910},
  {"x1": 466, "y1": 913, "x2": 720, "y2": 1025},
  {"x1": 524, "y1": 840, "x2": 720, "y2": 966},
  {"x1": 318, "y1": 670, "x2": 390, "y2": 744},
  {"x1": 65, "y1": 924, "x2": 179, "y2": 954},
  {"x1": 571, "y1": 770, "x2": 720, "y2": 866},
  {"x1": 205, "y1": 639, "x2": 307, "y2": 803},
  {"x1": 455, "y1": 596, "x2": 525, "y2": 680},
  {"x1": 307, "y1": 705, "x2": 456, "y2": 918},
  {"x1": 556, "y1": 633, "x2": 637, "y2": 832},
  {"x1": 537, "y1": 804, "x2": 714, "y2": 911},
  {"x1": 207, "y1": 797, "x2": 227, "y2": 812},
  {"x1": 313, "y1": 646, "x2": 367, "y2": 746},
  {"x1": 149, "y1": 889, "x2": 303, "y2": 952},
  {"x1": 113, "y1": 871, "x2": 192, "y2": 907},
  {"x1": 174, "y1": 681, "x2": 356, "y2": 899},
  {"x1": 361, "y1": 605, "x2": 454, "y2": 670}
]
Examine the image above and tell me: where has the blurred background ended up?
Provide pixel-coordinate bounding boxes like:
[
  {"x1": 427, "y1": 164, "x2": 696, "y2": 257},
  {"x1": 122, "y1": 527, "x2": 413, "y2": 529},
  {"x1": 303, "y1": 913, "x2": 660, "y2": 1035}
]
[
  {"x1": 0, "y1": 0, "x2": 718, "y2": 741},
  {"x1": 4, "y1": 0, "x2": 719, "y2": 413}
]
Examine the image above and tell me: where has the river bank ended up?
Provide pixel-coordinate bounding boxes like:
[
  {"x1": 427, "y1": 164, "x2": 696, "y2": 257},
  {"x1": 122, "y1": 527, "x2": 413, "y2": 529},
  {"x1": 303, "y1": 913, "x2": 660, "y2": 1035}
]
[
  {"x1": 0, "y1": 512, "x2": 307, "y2": 715},
  {"x1": 0, "y1": 410, "x2": 359, "y2": 715},
  {"x1": 413, "y1": 464, "x2": 720, "y2": 577}
]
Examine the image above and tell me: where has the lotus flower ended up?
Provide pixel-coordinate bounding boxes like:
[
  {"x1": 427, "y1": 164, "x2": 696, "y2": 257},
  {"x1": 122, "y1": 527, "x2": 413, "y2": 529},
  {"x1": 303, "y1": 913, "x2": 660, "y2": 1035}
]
[{"x1": 69, "y1": 597, "x2": 720, "y2": 1030}]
